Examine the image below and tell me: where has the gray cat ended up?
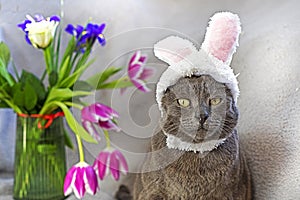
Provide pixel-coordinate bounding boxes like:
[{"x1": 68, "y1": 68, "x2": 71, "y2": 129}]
[
  {"x1": 131, "y1": 75, "x2": 251, "y2": 200},
  {"x1": 116, "y1": 12, "x2": 251, "y2": 200}
]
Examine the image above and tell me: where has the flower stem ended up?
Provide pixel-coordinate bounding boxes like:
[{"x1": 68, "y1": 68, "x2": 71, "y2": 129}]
[
  {"x1": 103, "y1": 130, "x2": 110, "y2": 148},
  {"x1": 43, "y1": 47, "x2": 53, "y2": 74},
  {"x1": 76, "y1": 135, "x2": 85, "y2": 162}
]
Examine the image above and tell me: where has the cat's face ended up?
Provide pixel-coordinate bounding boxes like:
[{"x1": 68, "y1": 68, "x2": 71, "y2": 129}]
[{"x1": 161, "y1": 75, "x2": 238, "y2": 144}]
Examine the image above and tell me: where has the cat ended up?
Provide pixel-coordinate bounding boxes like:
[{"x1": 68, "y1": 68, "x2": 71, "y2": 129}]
[{"x1": 116, "y1": 75, "x2": 251, "y2": 200}]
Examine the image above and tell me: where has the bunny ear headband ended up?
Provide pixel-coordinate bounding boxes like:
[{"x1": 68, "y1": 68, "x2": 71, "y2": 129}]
[{"x1": 154, "y1": 12, "x2": 241, "y2": 115}]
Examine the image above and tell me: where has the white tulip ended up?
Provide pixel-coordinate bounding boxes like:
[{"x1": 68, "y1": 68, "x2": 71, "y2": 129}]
[{"x1": 25, "y1": 15, "x2": 59, "y2": 49}]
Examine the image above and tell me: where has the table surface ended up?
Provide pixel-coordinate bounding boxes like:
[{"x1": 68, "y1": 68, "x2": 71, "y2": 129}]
[{"x1": 0, "y1": 177, "x2": 115, "y2": 200}]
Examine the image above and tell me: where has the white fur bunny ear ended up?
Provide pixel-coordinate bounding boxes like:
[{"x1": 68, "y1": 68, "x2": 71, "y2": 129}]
[
  {"x1": 154, "y1": 36, "x2": 198, "y2": 65},
  {"x1": 201, "y1": 12, "x2": 241, "y2": 65}
]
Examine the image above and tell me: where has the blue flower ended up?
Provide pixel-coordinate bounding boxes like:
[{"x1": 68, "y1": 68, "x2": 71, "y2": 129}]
[{"x1": 65, "y1": 23, "x2": 106, "y2": 52}]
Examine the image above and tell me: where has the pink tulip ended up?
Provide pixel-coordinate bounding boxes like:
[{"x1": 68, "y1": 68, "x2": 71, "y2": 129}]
[
  {"x1": 64, "y1": 162, "x2": 98, "y2": 199},
  {"x1": 127, "y1": 51, "x2": 155, "y2": 93},
  {"x1": 93, "y1": 148, "x2": 128, "y2": 181},
  {"x1": 81, "y1": 103, "x2": 120, "y2": 141}
]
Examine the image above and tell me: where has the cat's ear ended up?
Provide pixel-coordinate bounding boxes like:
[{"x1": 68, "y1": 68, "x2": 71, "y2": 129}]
[
  {"x1": 154, "y1": 36, "x2": 198, "y2": 65},
  {"x1": 201, "y1": 12, "x2": 241, "y2": 65}
]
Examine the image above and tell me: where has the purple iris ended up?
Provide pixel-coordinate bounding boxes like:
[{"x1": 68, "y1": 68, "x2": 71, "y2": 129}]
[
  {"x1": 127, "y1": 51, "x2": 155, "y2": 93},
  {"x1": 65, "y1": 22, "x2": 106, "y2": 52},
  {"x1": 81, "y1": 103, "x2": 120, "y2": 140},
  {"x1": 63, "y1": 162, "x2": 98, "y2": 199},
  {"x1": 18, "y1": 14, "x2": 60, "y2": 47},
  {"x1": 93, "y1": 148, "x2": 128, "y2": 181}
]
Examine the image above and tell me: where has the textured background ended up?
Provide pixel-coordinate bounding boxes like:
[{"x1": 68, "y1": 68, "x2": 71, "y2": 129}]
[{"x1": 0, "y1": 0, "x2": 300, "y2": 199}]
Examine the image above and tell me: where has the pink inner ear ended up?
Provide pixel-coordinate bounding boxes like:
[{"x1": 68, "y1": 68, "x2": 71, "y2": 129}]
[
  {"x1": 160, "y1": 47, "x2": 192, "y2": 63},
  {"x1": 202, "y1": 12, "x2": 241, "y2": 63}
]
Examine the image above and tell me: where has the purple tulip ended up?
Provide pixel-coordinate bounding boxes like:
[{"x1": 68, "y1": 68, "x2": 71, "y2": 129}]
[
  {"x1": 93, "y1": 148, "x2": 128, "y2": 181},
  {"x1": 64, "y1": 162, "x2": 98, "y2": 199},
  {"x1": 127, "y1": 51, "x2": 155, "y2": 93},
  {"x1": 65, "y1": 22, "x2": 105, "y2": 52},
  {"x1": 81, "y1": 103, "x2": 120, "y2": 141}
]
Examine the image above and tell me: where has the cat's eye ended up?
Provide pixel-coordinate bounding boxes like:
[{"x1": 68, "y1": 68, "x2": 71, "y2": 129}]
[
  {"x1": 177, "y1": 99, "x2": 190, "y2": 107},
  {"x1": 210, "y1": 98, "x2": 222, "y2": 106}
]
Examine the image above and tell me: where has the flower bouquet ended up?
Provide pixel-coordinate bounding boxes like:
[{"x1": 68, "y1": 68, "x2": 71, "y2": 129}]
[{"x1": 0, "y1": 14, "x2": 154, "y2": 199}]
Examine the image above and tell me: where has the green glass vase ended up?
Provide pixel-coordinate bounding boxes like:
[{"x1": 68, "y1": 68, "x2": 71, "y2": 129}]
[{"x1": 13, "y1": 115, "x2": 66, "y2": 200}]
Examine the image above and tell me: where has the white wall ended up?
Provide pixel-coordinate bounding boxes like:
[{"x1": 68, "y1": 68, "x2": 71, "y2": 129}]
[{"x1": 0, "y1": 0, "x2": 300, "y2": 199}]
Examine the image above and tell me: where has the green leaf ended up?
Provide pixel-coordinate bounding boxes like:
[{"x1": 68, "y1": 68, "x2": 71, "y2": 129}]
[
  {"x1": 59, "y1": 59, "x2": 95, "y2": 88},
  {"x1": 73, "y1": 47, "x2": 91, "y2": 71},
  {"x1": 58, "y1": 56, "x2": 70, "y2": 83},
  {"x1": 0, "y1": 100, "x2": 9, "y2": 108},
  {"x1": 20, "y1": 70, "x2": 46, "y2": 102},
  {"x1": 12, "y1": 83, "x2": 25, "y2": 107},
  {"x1": 49, "y1": 71, "x2": 58, "y2": 87},
  {"x1": 52, "y1": 101, "x2": 97, "y2": 143},
  {"x1": 73, "y1": 80, "x2": 93, "y2": 92},
  {"x1": 24, "y1": 82, "x2": 38, "y2": 111},
  {"x1": 45, "y1": 88, "x2": 91, "y2": 104},
  {"x1": 64, "y1": 128, "x2": 74, "y2": 150},
  {"x1": 54, "y1": 28, "x2": 62, "y2": 69},
  {"x1": 0, "y1": 42, "x2": 14, "y2": 86},
  {"x1": 62, "y1": 37, "x2": 76, "y2": 65},
  {"x1": 86, "y1": 67, "x2": 122, "y2": 89},
  {"x1": 0, "y1": 42, "x2": 10, "y2": 67},
  {"x1": 12, "y1": 81, "x2": 38, "y2": 111},
  {"x1": 98, "y1": 77, "x2": 133, "y2": 89}
]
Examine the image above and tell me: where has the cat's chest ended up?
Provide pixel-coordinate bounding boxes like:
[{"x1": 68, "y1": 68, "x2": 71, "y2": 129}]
[
  {"x1": 158, "y1": 146, "x2": 239, "y2": 189},
  {"x1": 159, "y1": 150, "x2": 238, "y2": 198}
]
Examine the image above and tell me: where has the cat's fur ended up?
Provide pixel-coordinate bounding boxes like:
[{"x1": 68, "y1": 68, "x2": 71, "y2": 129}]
[{"x1": 117, "y1": 75, "x2": 251, "y2": 200}]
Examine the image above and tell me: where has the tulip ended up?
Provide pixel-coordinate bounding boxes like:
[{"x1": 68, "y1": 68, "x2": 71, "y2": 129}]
[
  {"x1": 64, "y1": 162, "x2": 98, "y2": 199},
  {"x1": 93, "y1": 148, "x2": 128, "y2": 181},
  {"x1": 18, "y1": 14, "x2": 60, "y2": 49},
  {"x1": 81, "y1": 103, "x2": 120, "y2": 141},
  {"x1": 65, "y1": 22, "x2": 105, "y2": 52},
  {"x1": 127, "y1": 51, "x2": 155, "y2": 93}
]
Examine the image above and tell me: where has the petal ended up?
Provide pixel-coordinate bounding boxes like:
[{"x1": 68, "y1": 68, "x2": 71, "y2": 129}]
[
  {"x1": 139, "y1": 67, "x2": 155, "y2": 80},
  {"x1": 114, "y1": 150, "x2": 129, "y2": 174},
  {"x1": 94, "y1": 103, "x2": 119, "y2": 119},
  {"x1": 131, "y1": 79, "x2": 151, "y2": 93},
  {"x1": 25, "y1": 35, "x2": 32, "y2": 45},
  {"x1": 17, "y1": 20, "x2": 31, "y2": 32},
  {"x1": 94, "y1": 151, "x2": 109, "y2": 180},
  {"x1": 74, "y1": 167, "x2": 86, "y2": 199},
  {"x1": 128, "y1": 64, "x2": 142, "y2": 79},
  {"x1": 82, "y1": 120, "x2": 101, "y2": 141},
  {"x1": 85, "y1": 23, "x2": 94, "y2": 33},
  {"x1": 109, "y1": 152, "x2": 120, "y2": 181},
  {"x1": 97, "y1": 34, "x2": 106, "y2": 46},
  {"x1": 65, "y1": 24, "x2": 75, "y2": 35},
  {"x1": 50, "y1": 15, "x2": 60, "y2": 22},
  {"x1": 97, "y1": 23, "x2": 106, "y2": 33},
  {"x1": 129, "y1": 51, "x2": 140, "y2": 66},
  {"x1": 138, "y1": 55, "x2": 147, "y2": 63},
  {"x1": 75, "y1": 25, "x2": 85, "y2": 38},
  {"x1": 63, "y1": 166, "x2": 77, "y2": 196},
  {"x1": 84, "y1": 166, "x2": 98, "y2": 195},
  {"x1": 34, "y1": 14, "x2": 44, "y2": 22},
  {"x1": 81, "y1": 106, "x2": 98, "y2": 123},
  {"x1": 99, "y1": 120, "x2": 121, "y2": 132}
]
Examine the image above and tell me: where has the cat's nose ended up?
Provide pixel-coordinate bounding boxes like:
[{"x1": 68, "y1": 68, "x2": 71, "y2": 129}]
[
  {"x1": 200, "y1": 113, "x2": 209, "y2": 125},
  {"x1": 195, "y1": 109, "x2": 209, "y2": 125}
]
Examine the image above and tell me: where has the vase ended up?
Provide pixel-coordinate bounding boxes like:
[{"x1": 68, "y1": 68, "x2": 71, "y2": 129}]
[{"x1": 13, "y1": 114, "x2": 66, "y2": 200}]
